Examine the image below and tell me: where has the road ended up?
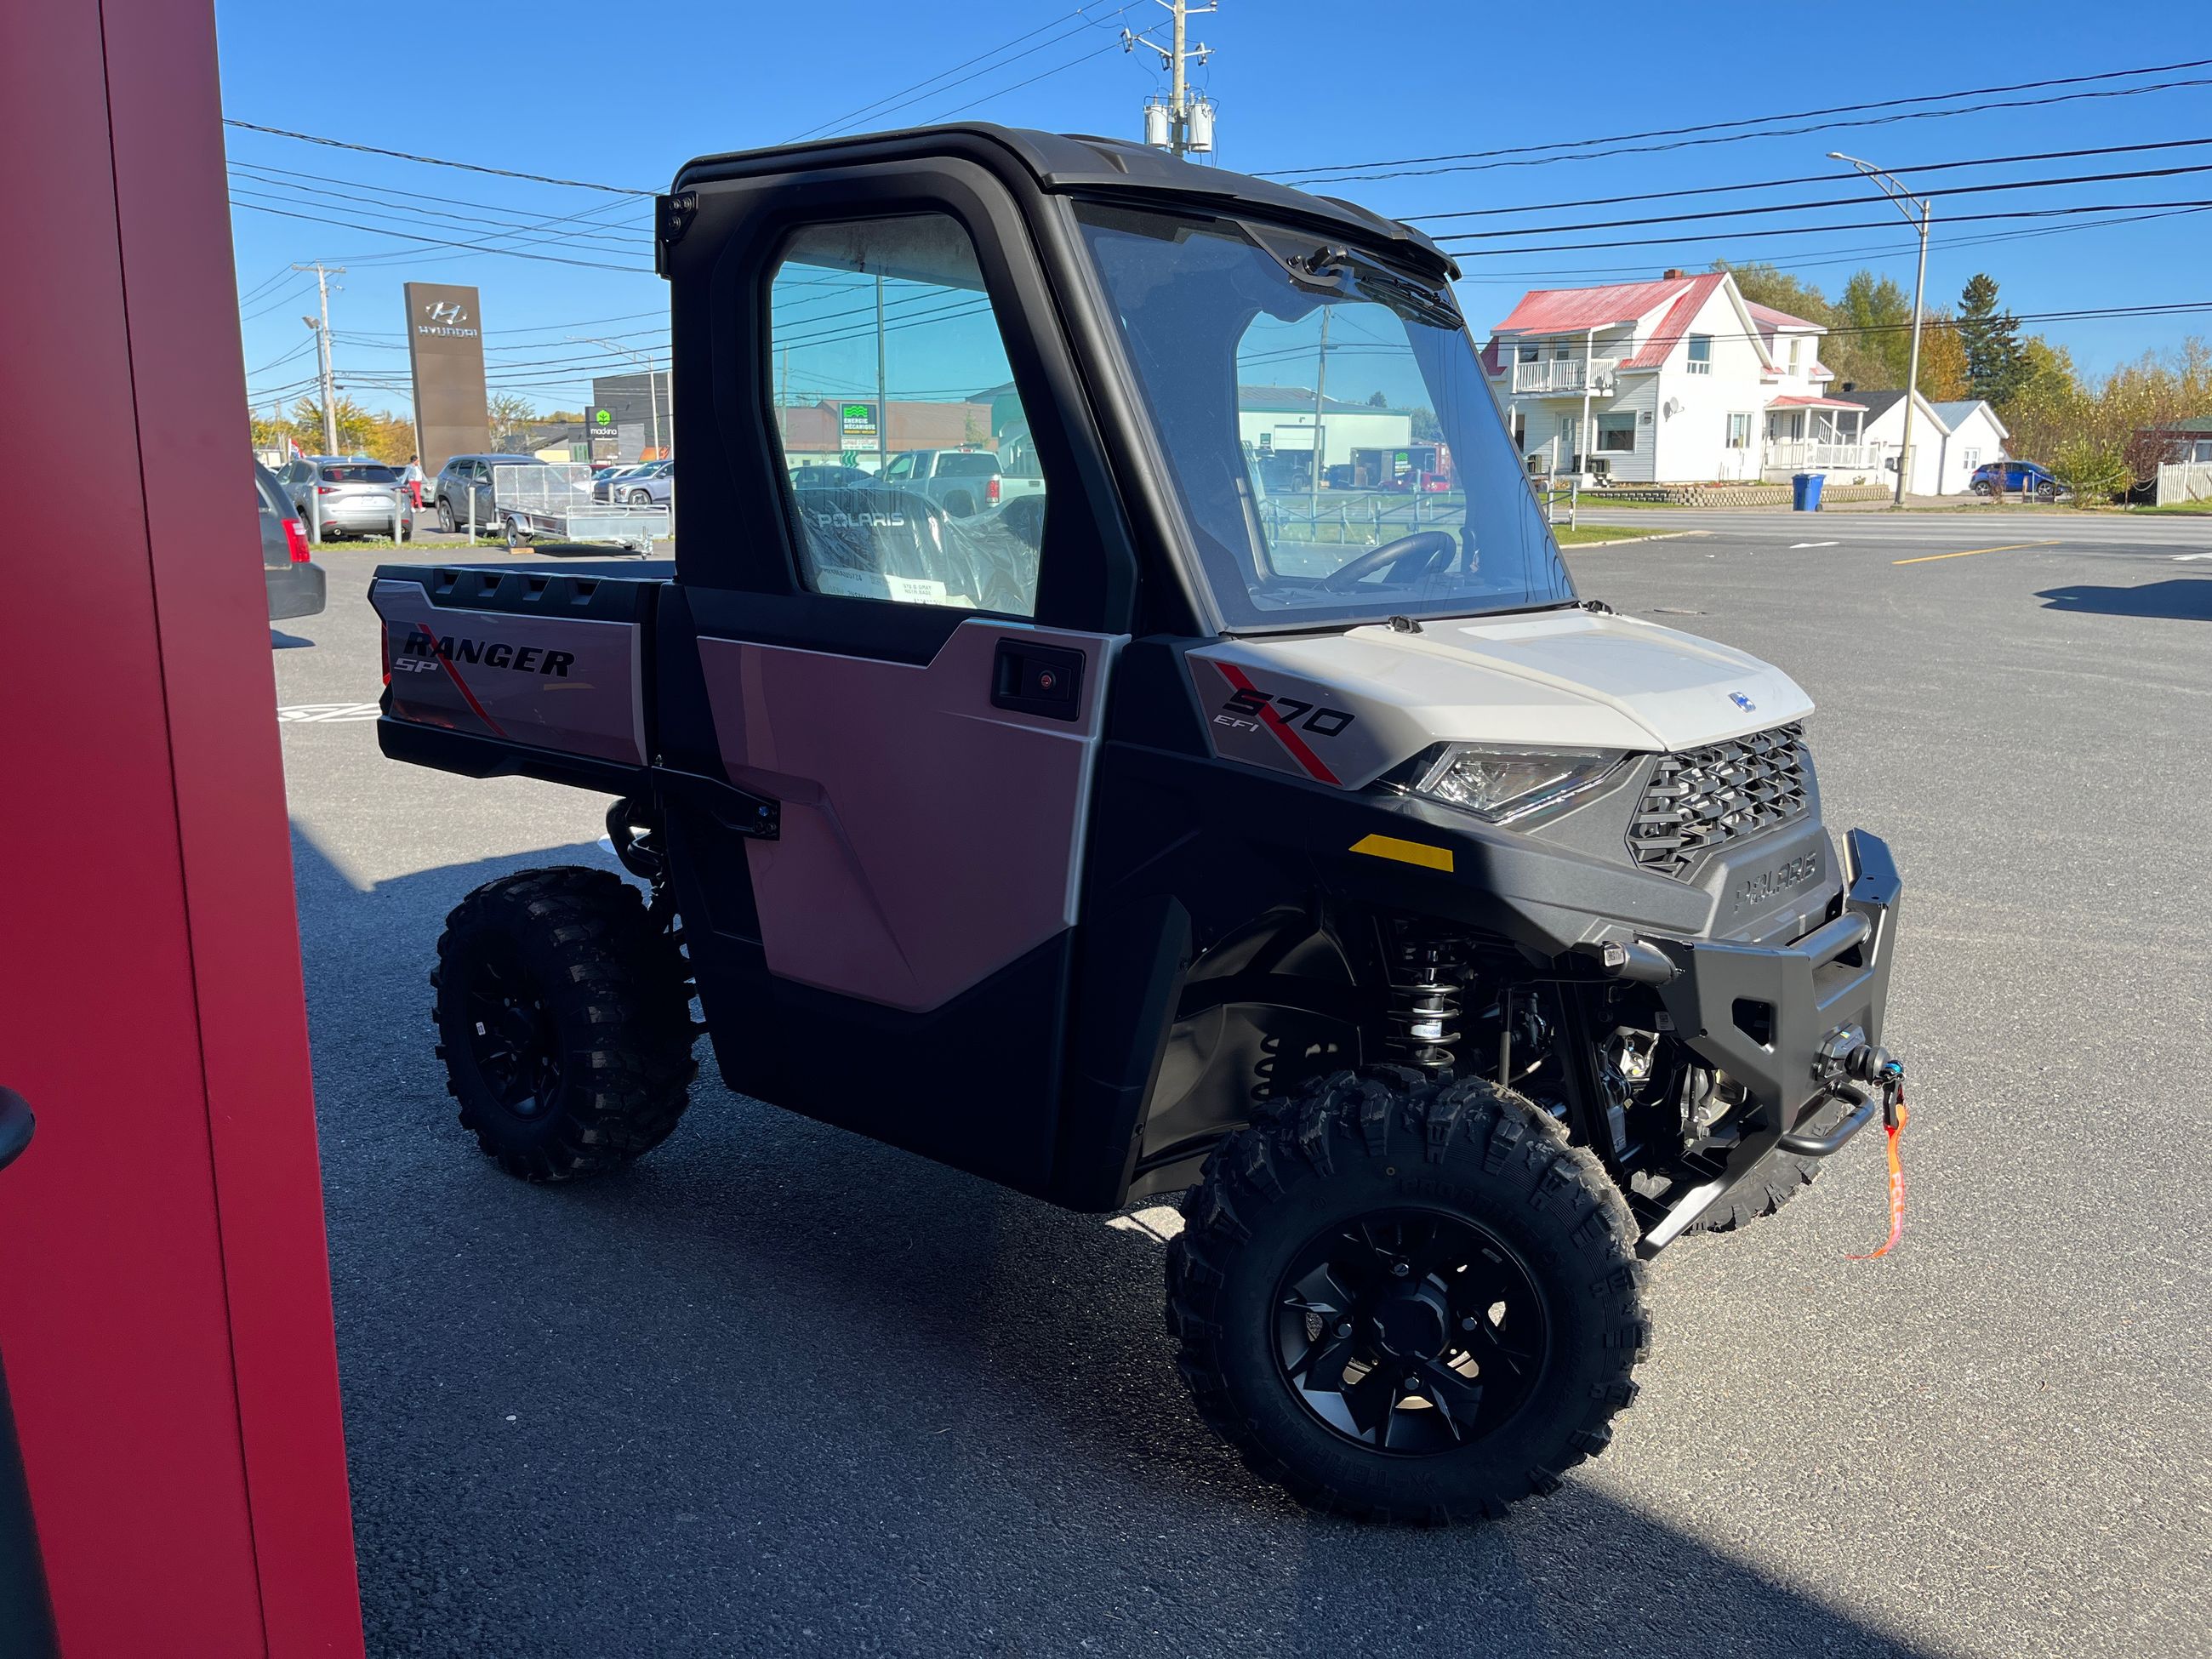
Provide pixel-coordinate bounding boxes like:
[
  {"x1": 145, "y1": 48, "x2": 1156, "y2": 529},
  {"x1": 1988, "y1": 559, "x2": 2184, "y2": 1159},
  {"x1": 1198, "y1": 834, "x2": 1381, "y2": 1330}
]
[{"x1": 271, "y1": 516, "x2": 2212, "y2": 1657}]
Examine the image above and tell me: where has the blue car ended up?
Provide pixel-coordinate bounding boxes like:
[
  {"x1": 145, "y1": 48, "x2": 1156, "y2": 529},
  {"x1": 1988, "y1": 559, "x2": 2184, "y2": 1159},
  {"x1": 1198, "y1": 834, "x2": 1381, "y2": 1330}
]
[{"x1": 1970, "y1": 459, "x2": 2062, "y2": 500}]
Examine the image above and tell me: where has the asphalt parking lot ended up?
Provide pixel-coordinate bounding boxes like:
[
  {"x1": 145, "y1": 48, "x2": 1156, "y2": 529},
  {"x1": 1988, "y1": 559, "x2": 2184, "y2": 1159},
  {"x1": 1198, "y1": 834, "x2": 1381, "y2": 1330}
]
[{"x1": 271, "y1": 511, "x2": 2212, "y2": 1658}]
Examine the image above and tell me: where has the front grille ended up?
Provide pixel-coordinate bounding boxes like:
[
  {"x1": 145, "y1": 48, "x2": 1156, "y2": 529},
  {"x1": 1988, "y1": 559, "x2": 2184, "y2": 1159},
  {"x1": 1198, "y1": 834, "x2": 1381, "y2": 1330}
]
[{"x1": 1628, "y1": 722, "x2": 1811, "y2": 878}]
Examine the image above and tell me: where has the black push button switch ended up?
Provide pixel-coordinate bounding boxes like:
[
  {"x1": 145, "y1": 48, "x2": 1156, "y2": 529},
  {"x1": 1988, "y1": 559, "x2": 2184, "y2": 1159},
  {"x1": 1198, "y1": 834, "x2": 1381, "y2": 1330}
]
[{"x1": 991, "y1": 639, "x2": 1084, "y2": 721}]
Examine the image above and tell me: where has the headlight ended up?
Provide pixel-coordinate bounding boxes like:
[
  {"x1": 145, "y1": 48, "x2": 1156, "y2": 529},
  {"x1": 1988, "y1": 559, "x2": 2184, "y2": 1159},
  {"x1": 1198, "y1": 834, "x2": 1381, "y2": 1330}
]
[{"x1": 1401, "y1": 744, "x2": 1626, "y2": 824}]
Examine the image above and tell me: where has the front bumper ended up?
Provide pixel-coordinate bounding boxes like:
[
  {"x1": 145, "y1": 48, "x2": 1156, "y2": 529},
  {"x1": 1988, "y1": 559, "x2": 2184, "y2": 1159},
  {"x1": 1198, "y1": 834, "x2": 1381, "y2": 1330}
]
[{"x1": 1637, "y1": 827, "x2": 1902, "y2": 1251}]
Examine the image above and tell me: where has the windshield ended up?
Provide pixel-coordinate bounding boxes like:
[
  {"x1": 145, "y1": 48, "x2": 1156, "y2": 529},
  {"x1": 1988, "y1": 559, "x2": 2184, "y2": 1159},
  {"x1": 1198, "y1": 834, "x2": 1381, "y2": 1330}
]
[
  {"x1": 322, "y1": 464, "x2": 398, "y2": 484},
  {"x1": 1076, "y1": 204, "x2": 1572, "y2": 630}
]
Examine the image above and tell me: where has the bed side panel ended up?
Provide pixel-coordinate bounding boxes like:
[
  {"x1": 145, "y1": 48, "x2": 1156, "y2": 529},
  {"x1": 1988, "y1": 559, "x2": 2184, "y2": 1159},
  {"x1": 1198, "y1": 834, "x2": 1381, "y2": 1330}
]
[{"x1": 371, "y1": 574, "x2": 647, "y2": 765}]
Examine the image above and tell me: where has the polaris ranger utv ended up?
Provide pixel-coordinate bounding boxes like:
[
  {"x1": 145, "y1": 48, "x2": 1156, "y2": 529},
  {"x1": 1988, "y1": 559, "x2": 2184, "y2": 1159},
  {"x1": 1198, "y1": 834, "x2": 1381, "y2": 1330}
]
[{"x1": 373, "y1": 125, "x2": 1904, "y2": 1520}]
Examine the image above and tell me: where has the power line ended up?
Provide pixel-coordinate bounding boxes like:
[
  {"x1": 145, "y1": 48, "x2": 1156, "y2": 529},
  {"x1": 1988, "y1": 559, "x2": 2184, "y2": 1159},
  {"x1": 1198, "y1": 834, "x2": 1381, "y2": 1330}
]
[
  {"x1": 226, "y1": 162, "x2": 648, "y2": 246},
  {"x1": 1437, "y1": 160, "x2": 2212, "y2": 242},
  {"x1": 1271, "y1": 70, "x2": 2212, "y2": 186},
  {"x1": 1405, "y1": 135, "x2": 2212, "y2": 223},
  {"x1": 795, "y1": 3, "x2": 1141, "y2": 140},
  {"x1": 226, "y1": 198, "x2": 656, "y2": 273},
  {"x1": 1444, "y1": 197, "x2": 2212, "y2": 257},
  {"x1": 1450, "y1": 202, "x2": 2212, "y2": 286},
  {"x1": 221, "y1": 118, "x2": 649, "y2": 194},
  {"x1": 1262, "y1": 57, "x2": 2212, "y2": 180},
  {"x1": 915, "y1": 37, "x2": 1128, "y2": 125}
]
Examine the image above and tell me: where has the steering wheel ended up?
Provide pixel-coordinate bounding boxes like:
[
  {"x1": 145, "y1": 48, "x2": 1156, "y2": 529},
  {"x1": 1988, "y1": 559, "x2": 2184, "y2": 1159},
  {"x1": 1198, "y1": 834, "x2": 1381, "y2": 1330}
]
[{"x1": 1320, "y1": 529, "x2": 1458, "y2": 590}]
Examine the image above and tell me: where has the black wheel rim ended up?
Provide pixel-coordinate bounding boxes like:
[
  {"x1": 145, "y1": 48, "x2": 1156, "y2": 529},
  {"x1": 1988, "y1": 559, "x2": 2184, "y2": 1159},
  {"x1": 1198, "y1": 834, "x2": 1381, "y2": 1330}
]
[
  {"x1": 462, "y1": 949, "x2": 562, "y2": 1122},
  {"x1": 1272, "y1": 1207, "x2": 1549, "y2": 1455}
]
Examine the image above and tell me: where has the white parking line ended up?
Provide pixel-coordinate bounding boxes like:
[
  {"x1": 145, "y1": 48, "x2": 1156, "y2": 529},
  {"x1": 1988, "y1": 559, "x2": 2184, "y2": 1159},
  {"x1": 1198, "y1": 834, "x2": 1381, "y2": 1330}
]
[{"x1": 276, "y1": 702, "x2": 381, "y2": 723}]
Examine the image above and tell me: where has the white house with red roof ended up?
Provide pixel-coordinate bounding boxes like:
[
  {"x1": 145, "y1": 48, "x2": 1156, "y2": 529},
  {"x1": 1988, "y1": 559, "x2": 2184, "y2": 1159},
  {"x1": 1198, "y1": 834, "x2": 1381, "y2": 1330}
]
[{"x1": 1481, "y1": 269, "x2": 1879, "y2": 487}]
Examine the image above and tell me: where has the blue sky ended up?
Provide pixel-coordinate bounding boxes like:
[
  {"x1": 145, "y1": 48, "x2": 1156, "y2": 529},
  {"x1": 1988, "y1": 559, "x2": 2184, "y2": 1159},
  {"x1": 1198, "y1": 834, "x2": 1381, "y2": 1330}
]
[{"x1": 216, "y1": 0, "x2": 2212, "y2": 419}]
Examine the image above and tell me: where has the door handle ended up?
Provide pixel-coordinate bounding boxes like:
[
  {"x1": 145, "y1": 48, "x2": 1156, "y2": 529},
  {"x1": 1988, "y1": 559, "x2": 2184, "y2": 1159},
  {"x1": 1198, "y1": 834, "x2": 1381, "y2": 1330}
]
[{"x1": 990, "y1": 640, "x2": 1084, "y2": 721}]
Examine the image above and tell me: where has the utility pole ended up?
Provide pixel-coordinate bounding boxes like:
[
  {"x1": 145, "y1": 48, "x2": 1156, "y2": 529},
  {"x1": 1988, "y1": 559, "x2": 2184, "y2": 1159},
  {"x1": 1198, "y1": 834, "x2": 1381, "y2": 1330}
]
[
  {"x1": 1306, "y1": 307, "x2": 1331, "y2": 523},
  {"x1": 1828, "y1": 153, "x2": 1930, "y2": 507},
  {"x1": 294, "y1": 260, "x2": 344, "y2": 453},
  {"x1": 875, "y1": 275, "x2": 888, "y2": 475},
  {"x1": 1126, "y1": 0, "x2": 1217, "y2": 157}
]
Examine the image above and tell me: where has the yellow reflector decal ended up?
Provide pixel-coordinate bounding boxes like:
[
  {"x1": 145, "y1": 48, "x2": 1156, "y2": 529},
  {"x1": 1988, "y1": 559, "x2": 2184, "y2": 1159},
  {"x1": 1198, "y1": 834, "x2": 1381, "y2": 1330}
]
[{"x1": 1349, "y1": 834, "x2": 1453, "y2": 873}]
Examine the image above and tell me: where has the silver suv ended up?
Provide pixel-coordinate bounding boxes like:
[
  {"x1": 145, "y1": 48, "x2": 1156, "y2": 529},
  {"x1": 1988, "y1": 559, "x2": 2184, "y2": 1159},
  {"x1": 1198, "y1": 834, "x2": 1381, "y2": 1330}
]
[
  {"x1": 275, "y1": 456, "x2": 408, "y2": 543},
  {"x1": 432, "y1": 453, "x2": 540, "y2": 533}
]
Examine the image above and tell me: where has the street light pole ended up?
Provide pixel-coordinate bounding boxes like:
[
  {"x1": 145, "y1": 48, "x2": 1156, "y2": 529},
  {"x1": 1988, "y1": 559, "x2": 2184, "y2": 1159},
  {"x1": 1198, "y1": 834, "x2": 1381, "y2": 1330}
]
[{"x1": 1828, "y1": 152, "x2": 1930, "y2": 507}]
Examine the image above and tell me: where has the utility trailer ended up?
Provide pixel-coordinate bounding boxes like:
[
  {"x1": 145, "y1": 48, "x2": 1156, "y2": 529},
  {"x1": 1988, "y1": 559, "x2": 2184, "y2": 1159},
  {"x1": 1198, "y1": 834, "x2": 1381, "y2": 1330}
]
[
  {"x1": 491, "y1": 462, "x2": 669, "y2": 554},
  {"x1": 372, "y1": 125, "x2": 1906, "y2": 1521}
]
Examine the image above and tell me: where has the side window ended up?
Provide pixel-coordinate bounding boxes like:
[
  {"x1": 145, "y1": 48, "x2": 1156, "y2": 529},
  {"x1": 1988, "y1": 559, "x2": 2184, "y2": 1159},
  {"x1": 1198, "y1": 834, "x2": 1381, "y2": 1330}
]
[{"x1": 766, "y1": 213, "x2": 1045, "y2": 617}]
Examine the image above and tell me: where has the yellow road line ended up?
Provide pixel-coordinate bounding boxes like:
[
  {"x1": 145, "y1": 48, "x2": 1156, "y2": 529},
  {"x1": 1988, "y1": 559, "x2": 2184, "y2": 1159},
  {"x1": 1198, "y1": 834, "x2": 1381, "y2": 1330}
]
[{"x1": 1891, "y1": 538, "x2": 2060, "y2": 566}]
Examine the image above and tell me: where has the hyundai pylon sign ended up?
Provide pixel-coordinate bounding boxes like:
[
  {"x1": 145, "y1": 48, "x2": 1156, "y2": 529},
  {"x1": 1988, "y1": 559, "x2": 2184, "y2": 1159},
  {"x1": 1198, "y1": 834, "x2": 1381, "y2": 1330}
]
[{"x1": 403, "y1": 282, "x2": 489, "y2": 475}]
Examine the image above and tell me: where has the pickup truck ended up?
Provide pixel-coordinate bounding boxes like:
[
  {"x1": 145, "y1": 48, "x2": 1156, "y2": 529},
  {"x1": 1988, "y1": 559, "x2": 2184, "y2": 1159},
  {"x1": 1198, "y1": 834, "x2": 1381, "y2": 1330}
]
[
  {"x1": 372, "y1": 123, "x2": 1906, "y2": 1524},
  {"x1": 878, "y1": 447, "x2": 1043, "y2": 517}
]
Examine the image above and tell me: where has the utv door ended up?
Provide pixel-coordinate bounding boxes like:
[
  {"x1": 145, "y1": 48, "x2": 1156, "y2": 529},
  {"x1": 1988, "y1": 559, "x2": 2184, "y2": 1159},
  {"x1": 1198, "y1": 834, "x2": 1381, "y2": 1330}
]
[{"x1": 655, "y1": 154, "x2": 1141, "y2": 1195}]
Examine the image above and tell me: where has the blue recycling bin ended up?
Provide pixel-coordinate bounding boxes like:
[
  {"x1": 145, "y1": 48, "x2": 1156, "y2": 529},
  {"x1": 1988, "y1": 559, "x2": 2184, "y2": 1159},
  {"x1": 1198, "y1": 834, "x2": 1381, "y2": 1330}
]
[{"x1": 1791, "y1": 471, "x2": 1825, "y2": 511}]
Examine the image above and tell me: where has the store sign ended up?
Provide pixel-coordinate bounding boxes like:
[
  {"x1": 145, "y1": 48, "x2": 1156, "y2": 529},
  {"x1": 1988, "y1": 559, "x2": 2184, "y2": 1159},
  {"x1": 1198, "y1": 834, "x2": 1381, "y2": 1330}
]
[
  {"x1": 403, "y1": 281, "x2": 489, "y2": 475},
  {"x1": 841, "y1": 401, "x2": 878, "y2": 439}
]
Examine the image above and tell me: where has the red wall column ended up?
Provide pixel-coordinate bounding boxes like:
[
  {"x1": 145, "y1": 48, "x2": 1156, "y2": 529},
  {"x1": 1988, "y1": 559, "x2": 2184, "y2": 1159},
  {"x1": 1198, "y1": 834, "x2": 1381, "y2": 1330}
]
[{"x1": 0, "y1": 2, "x2": 363, "y2": 1651}]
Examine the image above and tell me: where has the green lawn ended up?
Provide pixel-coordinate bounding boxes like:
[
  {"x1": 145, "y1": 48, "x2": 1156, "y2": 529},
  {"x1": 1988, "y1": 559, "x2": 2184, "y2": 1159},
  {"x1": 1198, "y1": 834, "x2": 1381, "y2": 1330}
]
[{"x1": 1553, "y1": 523, "x2": 1679, "y2": 545}]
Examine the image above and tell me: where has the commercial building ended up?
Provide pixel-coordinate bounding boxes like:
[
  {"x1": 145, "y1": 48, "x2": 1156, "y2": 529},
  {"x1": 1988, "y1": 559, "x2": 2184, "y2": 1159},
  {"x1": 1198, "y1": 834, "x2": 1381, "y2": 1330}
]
[{"x1": 588, "y1": 370, "x2": 673, "y2": 463}]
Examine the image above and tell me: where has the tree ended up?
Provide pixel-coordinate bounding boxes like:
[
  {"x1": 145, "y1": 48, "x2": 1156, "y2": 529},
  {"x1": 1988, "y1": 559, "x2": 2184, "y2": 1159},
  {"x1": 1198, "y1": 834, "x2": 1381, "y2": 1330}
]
[
  {"x1": 1713, "y1": 260, "x2": 1832, "y2": 328},
  {"x1": 487, "y1": 392, "x2": 539, "y2": 449},
  {"x1": 1824, "y1": 271, "x2": 1914, "y2": 391},
  {"x1": 2050, "y1": 437, "x2": 2131, "y2": 505},
  {"x1": 288, "y1": 392, "x2": 386, "y2": 456},
  {"x1": 1915, "y1": 309, "x2": 1971, "y2": 402},
  {"x1": 1366, "y1": 390, "x2": 1388, "y2": 408},
  {"x1": 1957, "y1": 273, "x2": 2027, "y2": 406}
]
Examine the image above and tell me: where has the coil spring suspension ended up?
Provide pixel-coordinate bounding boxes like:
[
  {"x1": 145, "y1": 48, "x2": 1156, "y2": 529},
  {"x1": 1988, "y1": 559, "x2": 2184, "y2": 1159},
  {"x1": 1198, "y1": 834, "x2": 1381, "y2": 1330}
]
[{"x1": 1385, "y1": 934, "x2": 1464, "y2": 1075}]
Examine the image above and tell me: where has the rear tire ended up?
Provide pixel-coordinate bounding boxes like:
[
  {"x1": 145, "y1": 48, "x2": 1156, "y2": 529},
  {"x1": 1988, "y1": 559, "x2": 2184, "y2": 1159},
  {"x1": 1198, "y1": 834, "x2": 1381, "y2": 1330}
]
[
  {"x1": 437, "y1": 498, "x2": 457, "y2": 533},
  {"x1": 1167, "y1": 1069, "x2": 1647, "y2": 1520},
  {"x1": 430, "y1": 866, "x2": 697, "y2": 1183}
]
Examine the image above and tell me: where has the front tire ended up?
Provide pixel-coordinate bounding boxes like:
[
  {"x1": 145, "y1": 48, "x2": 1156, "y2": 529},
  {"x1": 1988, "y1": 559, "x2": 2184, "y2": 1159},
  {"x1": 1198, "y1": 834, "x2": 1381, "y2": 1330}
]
[
  {"x1": 1167, "y1": 1069, "x2": 1647, "y2": 1520},
  {"x1": 431, "y1": 866, "x2": 697, "y2": 1182}
]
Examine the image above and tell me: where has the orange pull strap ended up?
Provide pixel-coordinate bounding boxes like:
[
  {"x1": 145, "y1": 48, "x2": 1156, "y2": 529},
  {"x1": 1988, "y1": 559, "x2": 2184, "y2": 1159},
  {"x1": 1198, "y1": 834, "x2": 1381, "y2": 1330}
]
[{"x1": 1848, "y1": 1088, "x2": 1907, "y2": 1261}]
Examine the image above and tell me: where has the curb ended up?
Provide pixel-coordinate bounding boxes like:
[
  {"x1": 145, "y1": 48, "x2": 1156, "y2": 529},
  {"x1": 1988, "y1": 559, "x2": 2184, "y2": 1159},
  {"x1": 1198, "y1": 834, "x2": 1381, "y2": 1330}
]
[{"x1": 1560, "y1": 529, "x2": 1708, "y2": 549}]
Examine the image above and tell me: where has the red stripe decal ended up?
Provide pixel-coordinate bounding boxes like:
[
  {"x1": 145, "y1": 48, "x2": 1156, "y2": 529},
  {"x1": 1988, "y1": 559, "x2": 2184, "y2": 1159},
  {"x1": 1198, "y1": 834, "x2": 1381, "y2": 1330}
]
[
  {"x1": 1214, "y1": 661, "x2": 1340, "y2": 786},
  {"x1": 414, "y1": 622, "x2": 508, "y2": 738}
]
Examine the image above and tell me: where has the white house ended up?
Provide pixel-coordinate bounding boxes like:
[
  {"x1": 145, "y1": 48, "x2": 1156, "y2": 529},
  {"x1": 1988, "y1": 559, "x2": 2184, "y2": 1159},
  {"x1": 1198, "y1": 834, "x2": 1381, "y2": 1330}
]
[
  {"x1": 1481, "y1": 271, "x2": 1878, "y2": 485},
  {"x1": 1832, "y1": 392, "x2": 2010, "y2": 496}
]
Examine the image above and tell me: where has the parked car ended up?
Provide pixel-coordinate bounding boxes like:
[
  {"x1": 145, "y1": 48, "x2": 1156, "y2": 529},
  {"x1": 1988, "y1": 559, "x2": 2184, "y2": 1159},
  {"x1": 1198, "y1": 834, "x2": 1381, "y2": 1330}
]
[
  {"x1": 595, "y1": 459, "x2": 667, "y2": 504},
  {"x1": 877, "y1": 448, "x2": 1043, "y2": 517},
  {"x1": 275, "y1": 456, "x2": 409, "y2": 542},
  {"x1": 612, "y1": 458, "x2": 674, "y2": 507},
  {"x1": 254, "y1": 461, "x2": 325, "y2": 620},
  {"x1": 1970, "y1": 459, "x2": 2062, "y2": 501},
  {"x1": 431, "y1": 453, "x2": 543, "y2": 533},
  {"x1": 789, "y1": 463, "x2": 878, "y2": 489}
]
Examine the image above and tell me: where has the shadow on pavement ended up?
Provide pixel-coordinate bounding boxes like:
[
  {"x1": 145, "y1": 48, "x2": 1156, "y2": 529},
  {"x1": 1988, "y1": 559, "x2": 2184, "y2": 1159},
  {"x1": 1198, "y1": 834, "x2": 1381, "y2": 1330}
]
[
  {"x1": 2037, "y1": 577, "x2": 2212, "y2": 621},
  {"x1": 289, "y1": 824, "x2": 1935, "y2": 1659},
  {"x1": 271, "y1": 628, "x2": 316, "y2": 649}
]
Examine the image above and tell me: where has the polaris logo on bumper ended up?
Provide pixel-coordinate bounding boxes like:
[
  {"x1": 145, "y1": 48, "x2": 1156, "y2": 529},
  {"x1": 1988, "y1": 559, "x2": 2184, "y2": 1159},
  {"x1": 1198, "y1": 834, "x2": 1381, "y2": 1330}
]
[
  {"x1": 1733, "y1": 850, "x2": 1823, "y2": 914},
  {"x1": 400, "y1": 632, "x2": 575, "y2": 676}
]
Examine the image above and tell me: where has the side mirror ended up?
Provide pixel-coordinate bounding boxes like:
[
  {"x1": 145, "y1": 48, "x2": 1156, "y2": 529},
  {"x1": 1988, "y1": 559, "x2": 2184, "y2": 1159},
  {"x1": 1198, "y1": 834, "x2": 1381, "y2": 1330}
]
[{"x1": 0, "y1": 1088, "x2": 32, "y2": 1177}]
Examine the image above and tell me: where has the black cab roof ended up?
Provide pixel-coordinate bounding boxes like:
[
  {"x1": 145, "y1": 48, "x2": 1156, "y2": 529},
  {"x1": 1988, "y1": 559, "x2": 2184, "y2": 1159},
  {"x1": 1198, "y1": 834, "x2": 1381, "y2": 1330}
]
[{"x1": 670, "y1": 123, "x2": 1456, "y2": 282}]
